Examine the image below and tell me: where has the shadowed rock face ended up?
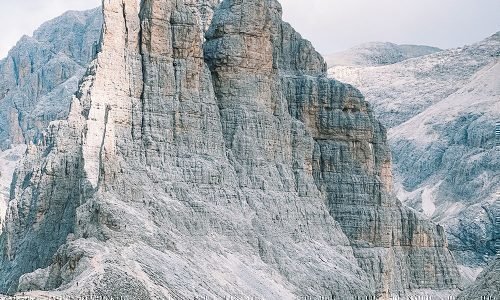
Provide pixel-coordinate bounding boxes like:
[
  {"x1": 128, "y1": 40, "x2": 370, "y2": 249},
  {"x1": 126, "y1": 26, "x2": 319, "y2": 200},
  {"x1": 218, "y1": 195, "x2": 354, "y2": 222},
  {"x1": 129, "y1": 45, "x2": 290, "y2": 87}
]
[
  {"x1": 0, "y1": 0, "x2": 460, "y2": 299},
  {"x1": 457, "y1": 197, "x2": 499, "y2": 299},
  {"x1": 0, "y1": 7, "x2": 102, "y2": 254}
]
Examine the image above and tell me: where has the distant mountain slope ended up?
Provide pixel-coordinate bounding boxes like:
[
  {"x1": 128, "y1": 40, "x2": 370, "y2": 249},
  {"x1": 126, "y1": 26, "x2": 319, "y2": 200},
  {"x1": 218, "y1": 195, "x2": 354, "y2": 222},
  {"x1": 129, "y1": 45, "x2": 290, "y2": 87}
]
[
  {"x1": 329, "y1": 33, "x2": 500, "y2": 128},
  {"x1": 0, "y1": 8, "x2": 102, "y2": 149},
  {"x1": 391, "y1": 59, "x2": 500, "y2": 277},
  {"x1": 325, "y1": 42, "x2": 442, "y2": 67},
  {"x1": 0, "y1": 8, "x2": 102, "y2": 231},
  {"x1": 328, "y1": 33, "x2": 500, "y2": 285}
]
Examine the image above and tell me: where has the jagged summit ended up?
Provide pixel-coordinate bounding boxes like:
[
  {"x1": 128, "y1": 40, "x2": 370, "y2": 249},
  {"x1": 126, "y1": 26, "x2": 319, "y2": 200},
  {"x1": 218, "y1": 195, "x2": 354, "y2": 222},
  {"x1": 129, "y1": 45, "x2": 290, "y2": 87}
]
[
  {"x1": 0, "y1": 7, "x2": 102, "y2": 150},
  {"x1": 0, "y1": 0, "x2": 461, "y2": 299}
]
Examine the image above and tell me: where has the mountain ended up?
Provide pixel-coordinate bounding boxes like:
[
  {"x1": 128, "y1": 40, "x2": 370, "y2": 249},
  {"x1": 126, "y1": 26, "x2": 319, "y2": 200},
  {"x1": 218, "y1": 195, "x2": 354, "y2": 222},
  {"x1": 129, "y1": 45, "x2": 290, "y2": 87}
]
[
  {"x1": 0, "y1": 8, "x2": 102, "y2": 149},
  {"x1": 0, "y1": 8, "x2": 102, "y2": 232},
  {"x1": 329, "y1": 33, "x2": 500, "y2": 285},
  {"x1": 458, "y1": 256, "x2": 500, "y2": 299},
  {"x1": 325, "y1": 42, "x2": 442, "y2": 67},
  {"x1": 329, "y1": 33, "x2": 500, "y2": 128},
  {"x1": 0, "y1": 0, "x2": 463, "y2": 299}
]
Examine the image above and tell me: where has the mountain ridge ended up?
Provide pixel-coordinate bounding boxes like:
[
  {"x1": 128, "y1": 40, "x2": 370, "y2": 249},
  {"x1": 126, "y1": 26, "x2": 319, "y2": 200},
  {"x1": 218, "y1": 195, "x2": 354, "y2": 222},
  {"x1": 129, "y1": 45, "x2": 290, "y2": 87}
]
[
  {"x1": 329, "y1": 31, "x2": 500, "y2": 287},
  {"x1": 0, "y1": 1, "x2": 484, "y2": 299},
  {"x1": 0, "y1": 7, "x2": 102, "y2": 234},
  {"x1": 325, "y1": 42, "x2": 442, "y2": 67}
]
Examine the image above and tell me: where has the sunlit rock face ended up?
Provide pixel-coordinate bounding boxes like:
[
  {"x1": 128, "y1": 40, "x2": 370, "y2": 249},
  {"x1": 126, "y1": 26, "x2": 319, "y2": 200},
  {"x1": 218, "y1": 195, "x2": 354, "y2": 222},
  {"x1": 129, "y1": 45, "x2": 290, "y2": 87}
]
[{"x1": 0, "y1": 0, "x2": 461, "y2": 299}]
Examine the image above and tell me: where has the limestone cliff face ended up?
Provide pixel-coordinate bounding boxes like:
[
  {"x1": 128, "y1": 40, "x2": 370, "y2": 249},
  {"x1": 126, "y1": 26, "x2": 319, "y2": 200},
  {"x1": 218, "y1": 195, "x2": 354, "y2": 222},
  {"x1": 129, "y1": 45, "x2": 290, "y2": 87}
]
[
  {"x1": 0, "y1": 8, "x2": 102, "y2": 150},
  {"x1": 0, "y1": 0, "x2": 460, "y2": 299},
  {"x1": 329, "y1": 34, "x2": 500, "y2": 285},
  {"x1": 206, "y1": 2, "x2": 461, "y2": 297},
  {"x1": 0, "y1": 7, "x2": 102, "y2": 257}
]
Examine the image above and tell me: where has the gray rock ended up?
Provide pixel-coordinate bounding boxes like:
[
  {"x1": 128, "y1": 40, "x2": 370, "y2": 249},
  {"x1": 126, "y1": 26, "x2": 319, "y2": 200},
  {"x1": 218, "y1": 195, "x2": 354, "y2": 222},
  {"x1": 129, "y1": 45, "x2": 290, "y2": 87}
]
[
  {"x1": 457, "y1": 189, "x2": 500, "y2": 298},
  {"x1": 0, "y1": 0, "x2": 461, "y2": 299},
  {"x1": 457, "y1": 257, "x2": 500, "y2": 299},
  {"x1": 0, "y1": 8, "x2": 102, "y2": 150},
  {"x1": 0, "y1": 8, "x2": 102, "y2": 238},
  {"x1": 329, "y1": 33, "x2": 500, "y2": 287}
]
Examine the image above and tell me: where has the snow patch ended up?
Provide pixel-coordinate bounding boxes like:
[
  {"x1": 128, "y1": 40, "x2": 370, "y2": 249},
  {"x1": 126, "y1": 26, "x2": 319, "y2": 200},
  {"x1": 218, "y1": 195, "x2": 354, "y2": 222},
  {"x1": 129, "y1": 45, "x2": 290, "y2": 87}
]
[{"x1": 421, "y1": 186, "x2": 436, "y2": 216}]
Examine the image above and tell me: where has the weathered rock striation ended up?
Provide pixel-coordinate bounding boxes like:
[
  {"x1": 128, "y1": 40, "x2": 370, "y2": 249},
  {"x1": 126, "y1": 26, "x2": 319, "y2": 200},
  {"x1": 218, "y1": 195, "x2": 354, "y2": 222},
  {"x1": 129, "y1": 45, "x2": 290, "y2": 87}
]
[
  {"x1": 0, "y1": 8, "x2": 102, "y2": 150},
  {"x1": 0, "y1": 0, "x2": 461, "y2": 299},
  {"x1": 0, "y1": 8, "x2": 102, "y2": 234},
  {"x1": 329, "y1": 34, "x2": 500, "y2": 285}
]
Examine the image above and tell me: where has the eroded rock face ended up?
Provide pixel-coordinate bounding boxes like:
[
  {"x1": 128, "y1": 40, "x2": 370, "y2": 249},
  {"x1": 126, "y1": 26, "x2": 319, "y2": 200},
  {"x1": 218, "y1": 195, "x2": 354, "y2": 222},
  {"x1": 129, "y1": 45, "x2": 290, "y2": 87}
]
[
  {"x1": 457, "y1": 199, "x2": 499, "y2": 299},
  {"x1": 329, "y1": 34, "x2": 500, "y2": 285},
  {"x1": 457, "y1": 256, "x2": 500, "y2": 299},
  {"x1": 0, "y1": 7, "x2": 102, "y2": 245},
  {"x1": 0, "y1": 0, "x2": 460, "y2": 298},
  {"x1": 0, "y1": 8, "x2": 102, "y2": 150}
]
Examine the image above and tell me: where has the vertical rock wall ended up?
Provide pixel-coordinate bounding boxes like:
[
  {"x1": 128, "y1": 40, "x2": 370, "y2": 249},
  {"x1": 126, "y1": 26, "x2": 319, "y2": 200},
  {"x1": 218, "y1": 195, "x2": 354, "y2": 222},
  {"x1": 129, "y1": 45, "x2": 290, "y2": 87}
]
[{"x1": 0, "y1": 0, "x2": 461, "y2": 299}]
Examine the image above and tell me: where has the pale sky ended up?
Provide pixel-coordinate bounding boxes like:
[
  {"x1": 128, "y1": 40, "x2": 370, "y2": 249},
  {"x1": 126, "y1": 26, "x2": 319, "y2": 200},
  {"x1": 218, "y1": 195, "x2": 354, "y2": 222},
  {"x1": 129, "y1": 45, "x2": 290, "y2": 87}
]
[{"x1": 1, "y1": 0, "x2": 499, "y2": 58}]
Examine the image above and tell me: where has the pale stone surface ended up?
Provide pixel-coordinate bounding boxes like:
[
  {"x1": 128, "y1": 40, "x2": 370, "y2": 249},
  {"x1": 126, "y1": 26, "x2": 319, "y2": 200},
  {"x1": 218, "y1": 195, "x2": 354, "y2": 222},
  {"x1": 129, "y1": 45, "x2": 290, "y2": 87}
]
[
  {"x1": 329, "y1": 34, "x2": 500, "y2": 286},
  {"x1": 0, "y1": 0, "x2": 462, "y2": 299},
  {"x1": 0, "y1": 8, "x2": 102, "y2": 150},
  {"x1": 325, "y1": 42, "x2": 442, "y2": 67},
  {"x1": 0, "y1": 7, "x2": 102, "y2": 244}
]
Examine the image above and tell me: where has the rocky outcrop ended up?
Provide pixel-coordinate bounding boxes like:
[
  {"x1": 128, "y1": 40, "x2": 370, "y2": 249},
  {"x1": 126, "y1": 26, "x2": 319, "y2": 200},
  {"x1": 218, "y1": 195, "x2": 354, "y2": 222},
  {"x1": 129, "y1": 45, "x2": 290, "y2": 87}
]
[
  {"x1": 0, "y1": 8, "x2": 102, "y2": 150},
  {"x1": 0, "y1": 8, "x2": 102, "y2": 236},
  {"x1": 329, "y1": 34, "x2": 500, "y2": 285},
  {"x1": 457, "y1": 198, "x2": 499, "y2": 299},
  {"x1": 0, "y1": 0, "x2": 460, "y2": 299},
  {"x1": 457, "y1": 256, "x2": 500, "y2": 299}
]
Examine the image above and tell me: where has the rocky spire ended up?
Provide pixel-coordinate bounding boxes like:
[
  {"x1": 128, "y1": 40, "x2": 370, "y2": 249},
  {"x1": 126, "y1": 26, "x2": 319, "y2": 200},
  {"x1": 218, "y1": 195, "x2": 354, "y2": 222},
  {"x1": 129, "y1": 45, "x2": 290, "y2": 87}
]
[{"x1": 0, "y1": 0, "x2": 460, "y2": 298}]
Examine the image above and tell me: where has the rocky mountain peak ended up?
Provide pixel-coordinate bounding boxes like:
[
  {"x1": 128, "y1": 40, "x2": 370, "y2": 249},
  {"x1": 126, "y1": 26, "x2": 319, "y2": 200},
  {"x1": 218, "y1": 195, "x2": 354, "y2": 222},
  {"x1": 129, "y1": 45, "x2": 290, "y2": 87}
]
[
  {"x1": 0, "y1": 7, "x2": 102, "y2": 151},
  {"x1": 0, "y1": 8, "x2": 102, "y2": 241},
  {"x1": 0, "y1": 0, "x2": 462, "y2": 298}
]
